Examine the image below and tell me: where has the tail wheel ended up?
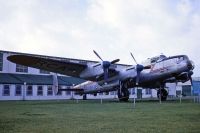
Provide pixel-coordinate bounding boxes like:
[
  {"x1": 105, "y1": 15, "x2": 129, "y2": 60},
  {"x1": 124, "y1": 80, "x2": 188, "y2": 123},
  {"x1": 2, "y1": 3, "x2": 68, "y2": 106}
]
[
  {"x1": 118, "y1": 88, "x2": 130, "y2": 102},
  {"x1": 157, "y1": 89, "x2": 168, "y2": 101}
]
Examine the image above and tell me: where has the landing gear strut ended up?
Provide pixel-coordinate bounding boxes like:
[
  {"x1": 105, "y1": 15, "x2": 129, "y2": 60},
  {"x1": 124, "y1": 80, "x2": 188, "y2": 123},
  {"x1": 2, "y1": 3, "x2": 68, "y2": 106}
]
[
  {"x1": 157, "y1": 89, "x2": 168, "y2": 101},
  {"x1": 118, "y1": 88, "x2": 129, "y2": 102}
]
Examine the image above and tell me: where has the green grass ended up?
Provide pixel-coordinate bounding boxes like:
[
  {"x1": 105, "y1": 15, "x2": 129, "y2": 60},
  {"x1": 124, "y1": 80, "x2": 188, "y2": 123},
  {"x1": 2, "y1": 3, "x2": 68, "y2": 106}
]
[{"x1": 0, "y1": 100, "x2": 200, "y2": 133}]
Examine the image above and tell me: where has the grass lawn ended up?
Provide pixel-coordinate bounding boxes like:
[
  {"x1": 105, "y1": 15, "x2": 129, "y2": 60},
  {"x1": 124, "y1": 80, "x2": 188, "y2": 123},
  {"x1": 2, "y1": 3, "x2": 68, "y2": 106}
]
[{"x1": 0, "y1": 99, "x2": 200, "y2": 133}]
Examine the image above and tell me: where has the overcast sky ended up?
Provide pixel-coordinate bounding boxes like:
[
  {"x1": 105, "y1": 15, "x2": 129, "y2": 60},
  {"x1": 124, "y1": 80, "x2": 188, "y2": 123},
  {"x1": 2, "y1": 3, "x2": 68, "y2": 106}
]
[{"x1": 0, "y1": 0, "x2": 199, "y2": 76}]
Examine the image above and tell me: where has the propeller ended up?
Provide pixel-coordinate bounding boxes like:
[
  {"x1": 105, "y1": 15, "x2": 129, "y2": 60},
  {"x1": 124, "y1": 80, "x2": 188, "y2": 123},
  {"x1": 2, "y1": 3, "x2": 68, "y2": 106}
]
[
  {"x1": 93, "y1": 50, "x2": 120, "y2": 82},
  {"x1": 130, "y1": 52, "x2": 150, "y2": 85},
  {"x1": 188, "y1": 71, "x2": 194, "y2": 87},
  {"x1": 52, "y1": 73, "x2": 58, "y2": 94},
  {"x1": 190, "y1": 77, "x2": 193, "y2": 87}
]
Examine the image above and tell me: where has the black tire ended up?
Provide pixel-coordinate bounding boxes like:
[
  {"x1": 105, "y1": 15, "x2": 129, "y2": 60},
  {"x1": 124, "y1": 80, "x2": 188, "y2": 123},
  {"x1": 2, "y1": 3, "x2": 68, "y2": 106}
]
[{"x1": 157, "y1": 89, "x2": 168, "y2": 101}]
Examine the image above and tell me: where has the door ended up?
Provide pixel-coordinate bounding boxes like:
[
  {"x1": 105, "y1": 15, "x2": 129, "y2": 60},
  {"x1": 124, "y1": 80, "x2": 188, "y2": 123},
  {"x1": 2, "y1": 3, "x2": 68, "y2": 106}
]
[
  {"x1": 137, "y1": 89, "x2": 142, "y2": 99},
  {"x1": 182, "y1": 85, "x2": 191, "y2": 96}
]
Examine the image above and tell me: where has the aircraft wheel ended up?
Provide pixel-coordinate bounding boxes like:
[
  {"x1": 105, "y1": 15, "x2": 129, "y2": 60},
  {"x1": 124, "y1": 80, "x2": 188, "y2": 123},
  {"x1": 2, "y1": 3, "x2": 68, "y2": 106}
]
[
  {"x1": 118, "y1": 88, "x2": 130, "y2": 102},
  {"x1": 157, "y1": 89, "x2": 168, "y2": 101}
]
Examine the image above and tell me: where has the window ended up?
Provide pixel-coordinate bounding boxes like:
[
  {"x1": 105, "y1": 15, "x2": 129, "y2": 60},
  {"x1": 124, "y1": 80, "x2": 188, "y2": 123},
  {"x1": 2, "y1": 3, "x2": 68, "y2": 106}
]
[
  {"x1": 182, "y1": 85, "x2": 192, "y2": 96},
  {"x1": 79, "y1": 60, "x2": 87, "y2": 65},
  {"x1": 176, "y1": 57, "x2": 184, "y2": 64},
  {"x1": 57, "y1": 90, "x2": 62, "y2": 95},
  {"x1": 3, "y1": 85, "x2": 10, "y2": 96},
  {"x1": 0, "y1": 52, "x2": 3, "y2": 71},
  {"x1": 16, "y1": 64, "x2": 28, "y2": 73},
  {"x1": 15, "y1": 85, "x2": 22, "y2": 96},
  {"x1": 146, "y1": 89, "x2": 151, "y2": 95},
  {"x1": 26, "y1": 86, "x2": 33, "y2": 96},
  {"x1": 47, "y1": 86, "x2": 53, "y2": 96},
  {"x1": 128, "y1": 89, "x2": 131, "y2": 94},
  {"x1": 37, "y1": 86, "x2": 43, "y2": 96},
  {"x1": 40, "y1": 69, "x2": 50, "y2": 74},
  {"x1": 110, "y1": 91, "x2": 116, "y2": 95},
  {"x1": 131, "y1": 88, "x2": 135, "y2": 95},
  {"x1": 66, "y1": 91, "x2": 71, "y2": 96},
  {"x1": 57, "y1": 86, "x2": 62, "y2": 95}
]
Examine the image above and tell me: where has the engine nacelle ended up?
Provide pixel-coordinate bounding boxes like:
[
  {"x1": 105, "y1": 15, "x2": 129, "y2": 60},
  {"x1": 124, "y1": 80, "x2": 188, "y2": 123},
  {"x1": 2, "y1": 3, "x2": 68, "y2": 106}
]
[
  {"x1": 176, "y1": 71, "x2": 193, "y2": 83},
  {"x1": 176, "y1": 72, "x2": 189, "y2": 81},
  {"x1": 165, "y1": 71, "x2": 193, "y2": 83}
]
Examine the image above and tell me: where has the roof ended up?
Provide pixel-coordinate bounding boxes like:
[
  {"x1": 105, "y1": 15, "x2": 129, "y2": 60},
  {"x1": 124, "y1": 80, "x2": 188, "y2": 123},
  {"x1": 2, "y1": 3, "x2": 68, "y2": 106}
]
[{"x1": 0, "y1": 73, "x2": 85, "y2": 85}]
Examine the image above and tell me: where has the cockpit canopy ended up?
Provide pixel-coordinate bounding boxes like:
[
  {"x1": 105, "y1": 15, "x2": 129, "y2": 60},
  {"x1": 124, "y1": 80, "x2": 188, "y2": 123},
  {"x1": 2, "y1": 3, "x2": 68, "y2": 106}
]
[
  {"x1": 150, "y1": 54, "x2": 167, "y2": 64},
  {"x1": 151, "y1": 55, "x2": 189, "y2": 71},
  {"x1": 153, "y1": 55, "x2": 189, "y2": 63}
]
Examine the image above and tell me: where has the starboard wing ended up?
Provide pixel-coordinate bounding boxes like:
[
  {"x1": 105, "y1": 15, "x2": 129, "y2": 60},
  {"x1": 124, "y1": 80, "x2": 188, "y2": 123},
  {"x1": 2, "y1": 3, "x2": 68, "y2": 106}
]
[{"x1": 7, "y1": 55, "x2": 87, "y2": 77}]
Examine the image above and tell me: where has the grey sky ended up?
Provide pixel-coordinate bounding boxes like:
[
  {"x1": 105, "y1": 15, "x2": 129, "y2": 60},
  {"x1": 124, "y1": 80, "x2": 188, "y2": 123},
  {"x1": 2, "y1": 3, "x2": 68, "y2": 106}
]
[{"x1": 0, "y1": 0, "x2": 199, "y2": 76}]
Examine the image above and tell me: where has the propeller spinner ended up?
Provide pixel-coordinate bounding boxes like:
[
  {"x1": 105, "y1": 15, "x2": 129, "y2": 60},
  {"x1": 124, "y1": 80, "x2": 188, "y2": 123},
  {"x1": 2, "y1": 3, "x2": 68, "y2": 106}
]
[
  {"x1": 93, "y1": 50, "x2": 120, "y2": 82},
  {"x1": 130, "y1": 52, "x2": 150, "y2": 85}
]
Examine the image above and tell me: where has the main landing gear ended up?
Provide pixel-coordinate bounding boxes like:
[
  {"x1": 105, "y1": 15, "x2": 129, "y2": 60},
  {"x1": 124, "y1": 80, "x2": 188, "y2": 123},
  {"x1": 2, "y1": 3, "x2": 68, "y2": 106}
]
[
  {"x1": 118, "y1": 88, "x2": 129, "y2": 102},
  {"x1": 157, "y1": 88, "x2": 168, "y2": 101},
  {"x1": 118, "y1": 81, "x2": 130, "y2": 102}
]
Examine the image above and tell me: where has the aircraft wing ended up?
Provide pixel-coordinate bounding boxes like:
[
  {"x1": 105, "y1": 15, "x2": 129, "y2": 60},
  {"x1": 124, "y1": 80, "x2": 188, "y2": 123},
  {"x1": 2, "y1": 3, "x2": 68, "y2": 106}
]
[{"x1": 7, "y1": 55, "x2": 87, "y2": 77}]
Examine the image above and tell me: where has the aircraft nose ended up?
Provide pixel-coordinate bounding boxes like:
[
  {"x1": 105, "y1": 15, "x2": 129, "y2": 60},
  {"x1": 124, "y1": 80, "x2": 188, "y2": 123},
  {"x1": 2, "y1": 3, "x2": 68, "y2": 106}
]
[{"x1": 187, "y1": 60, "x2": 195, "y2": 70}]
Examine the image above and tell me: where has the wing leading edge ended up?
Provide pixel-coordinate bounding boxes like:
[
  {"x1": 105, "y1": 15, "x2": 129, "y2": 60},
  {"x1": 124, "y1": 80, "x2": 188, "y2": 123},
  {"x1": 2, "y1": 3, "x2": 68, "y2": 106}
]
[{"x1": 7, "y1": 55, "x2": 87, "y2": 77}]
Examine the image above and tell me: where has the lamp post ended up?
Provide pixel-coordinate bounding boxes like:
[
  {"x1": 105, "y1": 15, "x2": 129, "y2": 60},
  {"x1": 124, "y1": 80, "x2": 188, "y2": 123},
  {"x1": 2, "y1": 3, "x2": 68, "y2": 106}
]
[
  {"x1": 71, "y1": 84, "x2": 75, "y2": 100},
  {"x1": 23, "y1": 82, "x2": 26, "y2": 101}
]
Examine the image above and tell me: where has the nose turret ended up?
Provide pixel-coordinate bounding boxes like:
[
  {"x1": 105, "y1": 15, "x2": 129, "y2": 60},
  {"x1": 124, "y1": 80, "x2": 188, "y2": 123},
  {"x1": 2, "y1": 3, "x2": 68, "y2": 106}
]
[{"x1": 187, "y1": 60, "x2": 195, "y2": 70}]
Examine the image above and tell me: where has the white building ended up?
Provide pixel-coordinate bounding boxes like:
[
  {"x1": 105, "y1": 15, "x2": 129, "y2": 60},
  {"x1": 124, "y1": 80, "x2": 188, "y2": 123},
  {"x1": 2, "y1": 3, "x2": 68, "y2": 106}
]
[{"x1": 0, "y1": 50, "x2": 194, "y2": 101}]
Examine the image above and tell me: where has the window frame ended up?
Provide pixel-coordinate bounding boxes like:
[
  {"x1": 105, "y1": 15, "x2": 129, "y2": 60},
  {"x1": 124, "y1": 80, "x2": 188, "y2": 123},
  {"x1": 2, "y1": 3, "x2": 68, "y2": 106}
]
[
  {"x1": 37, "y1": 86, "x2": 43, "y2": 96},
  {"x1": 0, "y1": 52, "x2": 3, "y2": 71},
  {"x1": 145, "y1": 88, "x2": 152, "y2": 95},
  {"x1": 26, "y1": 85, "x2": 33, "y2": 96},
  {"x1": 39, "y1": 69, "x2": 50, "y2": 74},
  {"x1": 15, "y1": 85, "x2": 22, "y2": 96},
  {"x1": 57, "y1": 91, "x2": 62, "y2": 95},
  {"x1": 131, "y1": 88, "x2": 135, "y2": 95},
  {"x1": 47, "y1": 86, "x2": 53, "y2": 96},
  {"x1": 66, "y1": 90, "x2": 71, "y2": 96},
  {"x1": 56, "y1": 86, "x2": 62, "y2": 96},
  {"x1": 16, "y1": 64, "x2": 28, "y2": 73},
  {"x1": 3, "y1": 85, "x2": 10, "y2": 96},
  {"x1": 110, "y1": 91, "x2": 116, "y2": 95}
]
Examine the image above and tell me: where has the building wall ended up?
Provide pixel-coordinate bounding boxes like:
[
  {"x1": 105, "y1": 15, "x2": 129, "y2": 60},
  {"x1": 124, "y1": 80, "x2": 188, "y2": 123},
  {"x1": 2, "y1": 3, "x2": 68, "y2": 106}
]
[{"x1": 0, "y1": 84, "x2": 71, "y2": 100}]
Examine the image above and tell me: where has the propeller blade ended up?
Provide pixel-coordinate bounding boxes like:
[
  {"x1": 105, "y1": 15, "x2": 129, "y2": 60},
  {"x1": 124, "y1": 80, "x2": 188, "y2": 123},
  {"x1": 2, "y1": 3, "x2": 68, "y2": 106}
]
[
  {"x1": 93, "y1": 63, "x2": 101, "y2": 67},
  {"x1": 136, "y1": 71, "x2": 140, "y2": 85},
  {"x1": 111, "y1": 59, "x2": 120, "y2": 64},
  {"x1": 190, "y1": 77, "x2": 193, "y2": 87},
  {"x1": 130, "y1": 53, "x2": 144, "y2": 85},
  {"x1": 103, "y1": 68, "x2": 109, "y2": 82},
  {"x1": 130, "y1": 52, "x2": 138, "y2": 64},
  {"x1": 92, "y1": 50, "x2": 119, "y2": 82},
  {"x1": 93, "y1": 50, "x2": 103, "y2": 61},
  {"x1": 53, "y1": 73, "x2": 58, "y2": 94}
]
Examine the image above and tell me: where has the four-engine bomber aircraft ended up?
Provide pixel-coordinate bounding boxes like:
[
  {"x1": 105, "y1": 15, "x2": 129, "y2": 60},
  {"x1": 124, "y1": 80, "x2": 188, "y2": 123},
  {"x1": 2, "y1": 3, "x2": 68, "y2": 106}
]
[{"x1": 7, "y1": 51, "x2": 194, "y2": 101}]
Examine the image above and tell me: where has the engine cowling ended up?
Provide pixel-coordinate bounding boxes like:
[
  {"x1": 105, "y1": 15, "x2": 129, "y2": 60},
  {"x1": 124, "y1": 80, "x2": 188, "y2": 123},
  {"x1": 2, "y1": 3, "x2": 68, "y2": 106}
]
[
  {"x1": 176, "y1": 72, "x2": 189, "y2": 81},
  {"x1": 176, "y1": 71, "x2": 193, "y2": 83},
  {"x1": 165, "y1": 71, "x2": 193, "y2": 83}
]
